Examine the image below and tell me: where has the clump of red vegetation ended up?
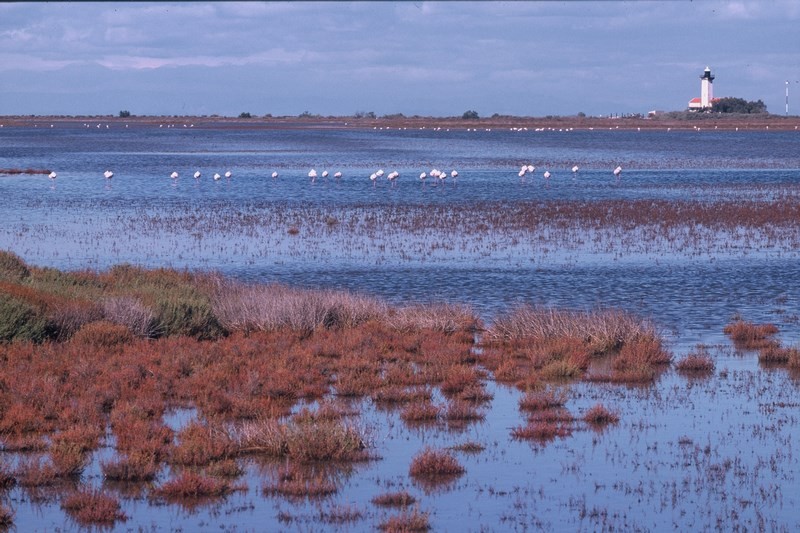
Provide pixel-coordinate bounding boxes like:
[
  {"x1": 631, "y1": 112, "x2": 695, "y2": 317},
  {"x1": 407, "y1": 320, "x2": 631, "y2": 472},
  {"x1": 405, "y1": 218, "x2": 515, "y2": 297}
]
[
  {"x1": 758, "y1": 344, "x2": 799, "y2": 364},
  {"x1": 262, "y1": 464, "x2": 338, "y2": 499},
  {"x1": 723, "y1": 319, "x2": 779, "y2": 349},
  {"x1": 511, "y1": 421, "x2": 572, "y2": 442},
  {"x1": 409, "y1": 448, "x2": 465, "y2": 479},
  {"x1": 371, "y1": 491, "x2": 417, "y2": 507},
  {"x1": 153, "y1": 471, "x2": 237, "y2": 501},
  {"x1": 481, "y1": 306, "x2": 670, "y2": 386},
  {"x1": 378, "y1": 508, "x2": 431, "y2": 532},
  {"x1": 60, "y1": 488, "x2": 127, "y2": 526},
  {"x1": 518, "y1": 388, "x2": 567, "y2": 411},
  {"x1": 675, "y1": 346, "x2": 716, "y2": 375},
  {"x1": 582, "y1": 404, "x2": 620, "y2": 426},
  {"x1": 0, "y1": 503, "x2": 12, "y2": 529}
]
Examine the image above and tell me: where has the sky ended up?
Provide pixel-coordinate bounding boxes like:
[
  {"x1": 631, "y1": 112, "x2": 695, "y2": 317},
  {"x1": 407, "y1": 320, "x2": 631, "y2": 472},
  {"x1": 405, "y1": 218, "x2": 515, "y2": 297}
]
[{"x1": 1, "y1": 1, "x2": 799, "y2": 118}]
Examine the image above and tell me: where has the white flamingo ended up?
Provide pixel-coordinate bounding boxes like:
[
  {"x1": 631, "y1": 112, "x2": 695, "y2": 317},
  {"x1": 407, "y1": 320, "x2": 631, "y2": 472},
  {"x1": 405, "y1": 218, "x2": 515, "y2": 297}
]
[
  {"x1": 213, "y1": 173, "x2": 221, "y2": 180},
  {"x1": 543, "y1": 170, "x2": 551, "y2": 179},
  {"x1": 104, "y1": 170, "x2": 114, "y2": 179},
  {"x1": 450, "y1": 170, "x2": 458, "y2": 179},
  {"x1": 308, "y1": 169, "x2": 318, "y2": 180},
  {"x1": 48, "y1": 171, "x2": 57, "y2": 180},
  {"x1": 370, "y1": 173, "x2": 377, "y2": 186},
  {"x1": 322, "y1": 170, "x2": 329, "y2": 179},
  {"x1": 376, "y1": 169, "x2": 384, "y2": 178},
  {"x1": 613, "y1": 165, "x2": 622, "y2": 177},
  {"x1": 526, "y1": 165, "x2": 535, "y2": 173},
  {"x1": 271, "y1": 171, "x2": 279, "y2": 178},
  {"x1": 518, "y1": 169, "x2": 526, "y2": 178},
  {"x1": 170, "y1": 171, "x2": 179, "y2": 179},
  {"x1": 387, "y1": 170, "x2": 399, "y2": 185},
  {"x1": 193, "y1": 171, "x2": 201, "y2": 179},
  {"x1": 419, "y1": 172, "x2": 427, "y2": 181},
  {"x1": 572, "y1": 165, "x2": 579, "y2": 174},
  {"x1": 225, "y1": 171, "x2": 232, "y2": 179},
  {"x1": 333, "y1": 171, "x2": 342, "y2": 179}
]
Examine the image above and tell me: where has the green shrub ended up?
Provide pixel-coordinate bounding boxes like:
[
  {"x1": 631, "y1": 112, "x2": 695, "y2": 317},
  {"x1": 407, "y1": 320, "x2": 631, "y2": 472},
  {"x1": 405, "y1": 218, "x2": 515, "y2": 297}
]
[
  {"x1": 154, "y1": 296, "x2": 224, "y2": 339},
  {"x1": 0, "y1": 250, "x2": 30, "y2": 282},
  {"x1": 0, "y1": 294, "x2": 48, "y2": 343}
]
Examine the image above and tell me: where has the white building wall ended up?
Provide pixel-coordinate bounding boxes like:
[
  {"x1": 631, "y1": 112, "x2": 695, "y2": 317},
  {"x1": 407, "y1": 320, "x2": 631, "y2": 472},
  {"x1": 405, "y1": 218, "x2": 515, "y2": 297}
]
[{"x1": 701, "y1": 79, "x2": 712, "y2": 107}]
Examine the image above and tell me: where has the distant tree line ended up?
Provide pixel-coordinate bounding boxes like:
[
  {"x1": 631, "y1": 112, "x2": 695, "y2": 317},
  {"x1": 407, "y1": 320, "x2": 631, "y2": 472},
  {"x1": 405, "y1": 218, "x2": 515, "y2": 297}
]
[{"x1": 714, "y1": 97, "x2": 768, "y2": 114}]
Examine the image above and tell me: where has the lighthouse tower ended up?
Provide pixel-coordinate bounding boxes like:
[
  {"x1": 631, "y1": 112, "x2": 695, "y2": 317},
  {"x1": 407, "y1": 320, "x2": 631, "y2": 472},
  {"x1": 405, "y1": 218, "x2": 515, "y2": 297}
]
[{"x1": 700, "y1": 66, "x2": 715, "y2": 108}]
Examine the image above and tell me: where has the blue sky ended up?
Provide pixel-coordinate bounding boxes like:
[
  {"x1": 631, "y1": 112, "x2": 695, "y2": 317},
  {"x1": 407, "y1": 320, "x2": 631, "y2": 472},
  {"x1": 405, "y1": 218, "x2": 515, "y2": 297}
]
[{"x1": 1, "y1": 1, "x2": 798, "y2": 117}]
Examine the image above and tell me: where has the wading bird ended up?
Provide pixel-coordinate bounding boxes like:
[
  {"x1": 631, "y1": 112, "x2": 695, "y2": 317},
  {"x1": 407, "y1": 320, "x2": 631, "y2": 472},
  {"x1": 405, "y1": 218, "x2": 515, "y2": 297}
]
[
  {"x1": 572, "y1": 165, "x2": 579, "y2": 174},
  {"x1": 48, "y1": 171, "x2": 57, "y2": 180},
  {"x1": 387, "y1": 170, "x2": 399, "y2": 185},
  {"x1": 308, "y1": 169, "x2": 318, "y2": 181},
  {"x1": 213, "y1": 173, "x2": 221, "y2": 180},
  {"x1": 170, "y1": 171, "x2": 179, "y2": 179},
  {"x1": 419, "y1": 172, "x2": 427, "y2": 182},
  {"x1": 543, "y1": 170, "x2": 551, "y2": 179},
  {"x1": 193, "y1": 171, "x2": 201, "y2": 179},
  {"x1": 321, "y1": 170, "x2": 329, "y2": 179},
  {"x1": 104, "y1": 170, "x2": 114, "y2": 179},
  {"x1": 225, "y1": 171, "x2": 232, "y2": 179},
  {"x1": 450, "y1": 170, "x2": 458, "y2": 179},
  {"x1": 271, "y1": 171, "x2": 279, "y2": 178},
  {"x1": 334, "y1": 171, "x2": 342, "y2": 179},
  {"x1": 613, "y1": 165, "x2": 622, "y2": 177},
  {"x1": 370, "y1": 173, "x2": 377, "y2": 186}
]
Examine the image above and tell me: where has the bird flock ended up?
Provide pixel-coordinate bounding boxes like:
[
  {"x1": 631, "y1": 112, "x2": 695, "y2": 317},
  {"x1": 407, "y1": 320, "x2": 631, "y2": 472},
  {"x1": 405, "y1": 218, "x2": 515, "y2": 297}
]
[{"x1": 45, "y1": 164, "x2": 625, "y2": 185}]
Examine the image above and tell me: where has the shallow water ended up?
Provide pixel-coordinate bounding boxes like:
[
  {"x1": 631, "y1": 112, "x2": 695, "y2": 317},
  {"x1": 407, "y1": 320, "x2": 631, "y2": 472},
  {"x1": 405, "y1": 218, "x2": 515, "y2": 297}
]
[{"x1": 2, "y1": 124, "x2": 800, "y2": 530}]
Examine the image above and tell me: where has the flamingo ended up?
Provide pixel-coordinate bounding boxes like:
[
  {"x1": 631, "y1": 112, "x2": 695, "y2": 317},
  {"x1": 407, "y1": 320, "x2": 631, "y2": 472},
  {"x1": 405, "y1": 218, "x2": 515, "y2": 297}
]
[
  {"x1": 170, "y1": 171, "x2": 179, "y2": 179},
  {"x1": 437, "y1": 171, "x2": 447, "y2": 184},
  {"x1": 419, "y1": 172, "x2": 427, "y2": 181},
  {"x1": 387, "y1": 170, "x2": 399, "y2": 185},
  {"x1": 376, "y1": 169, "x2": 385, "y2": 178},
  {"x1": 213, "y1": 173, "x2": 221, "y2": 180},
  {"x1": 193, "y1": 171, "x2": 201, "y2": 179},
  {"x1": 613, "y1": 165, "x2": 622, "y2": 177},
  {"x1": 543, "y1": 170, "x2": 551, "y2": 179},
  {"x1": 369, "y1": 173, "x2": 377, "y2": 186},
  {"x1": 450, "y1": 170, "x2": 458, "y2": 179},
  {"x1": 518, "y1": 169, "x2": 526, "y2": 178},
  {"x1": 104, "y1": 170, "x2": 114, "y2": 179},
  {"x1": 322, "y1": 170, "x2": 329, "y2": 179},
  {"x1": 572, "y1": 165, "x2": 579, "y2": 174},
  {"x1": 308, "y1": 169, "x2": 318, "y2": 181},
  {"x1": 48, "y1": 171, "x2": 57, "y2": 180},
  {"x1": 526, "y1": 165, "x2": 535, "y2": 174},
  {"x1": 271, "y1": 171, "x2": 279, "y2": 178},
  {"x1": 333, "y1": 171, "x2": 342, "y2": 179},
  {"x1": 225, "y1": 171, "x2": 232, "y2": 179},
  {"x1": 520, "y1": 165, "x2": 528, "y2": 174}
]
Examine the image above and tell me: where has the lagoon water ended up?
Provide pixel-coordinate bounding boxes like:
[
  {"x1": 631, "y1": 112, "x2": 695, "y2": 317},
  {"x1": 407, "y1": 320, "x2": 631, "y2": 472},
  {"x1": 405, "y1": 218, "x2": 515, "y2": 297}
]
[
  {"x1": 2, "y1": 124, "x2": 799, "y2": 344},
  {"x1": 2, "y1": 123, "x2": 800, "y2": 530}
]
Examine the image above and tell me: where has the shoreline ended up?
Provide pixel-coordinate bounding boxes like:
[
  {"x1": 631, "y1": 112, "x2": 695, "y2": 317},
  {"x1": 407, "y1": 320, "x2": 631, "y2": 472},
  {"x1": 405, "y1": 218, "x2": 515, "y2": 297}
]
[{"x1": 2, "y1": 114, "x2": 800, "y2": 131}]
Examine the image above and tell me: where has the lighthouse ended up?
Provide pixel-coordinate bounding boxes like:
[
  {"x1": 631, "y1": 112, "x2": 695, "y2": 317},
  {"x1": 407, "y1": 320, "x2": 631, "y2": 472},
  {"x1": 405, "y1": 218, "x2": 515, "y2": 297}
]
[
  {"x1": 700, "y1": 66, "x2": 715, "y2": 108},
  {"x1": 688, "y1": 66, "x2": 717, "y2": 111}
]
